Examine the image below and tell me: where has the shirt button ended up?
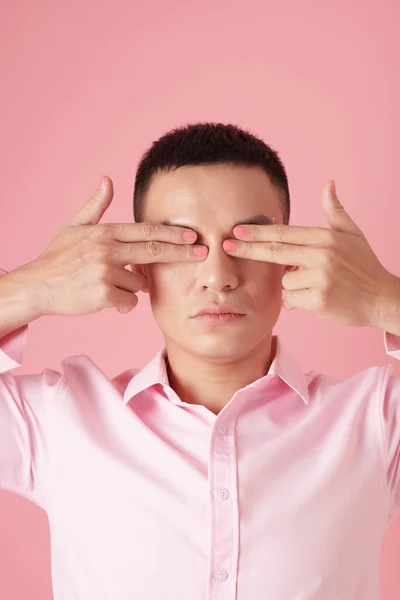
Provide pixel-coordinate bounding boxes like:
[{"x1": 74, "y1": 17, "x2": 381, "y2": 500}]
[
  {"x1": 215, "y1": 569, "x2": 228, "y2": 582},
  {"x1": 215, "y1": 487, "x2": 230, "y2": 501},
  {"x1": 218, "y1": 422, "x2": 227, "y2": 434}
]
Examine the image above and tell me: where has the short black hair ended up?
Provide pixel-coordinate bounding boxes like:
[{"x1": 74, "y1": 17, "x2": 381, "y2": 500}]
[{"x1": 133, "y1": 122, "x2": 290, "y2": 224}]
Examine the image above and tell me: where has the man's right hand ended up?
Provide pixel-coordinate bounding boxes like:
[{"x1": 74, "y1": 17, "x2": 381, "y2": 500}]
[{"x1": 6, "y1": 175, "x2": 207, "y2": 317}]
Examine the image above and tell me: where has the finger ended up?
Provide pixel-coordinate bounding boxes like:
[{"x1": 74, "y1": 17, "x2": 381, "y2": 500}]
[
  {"x1": 224, "y1": 240, "x2": 316, "y2": 268},
  {"x1": 282, "y1": 267, "x2": 316, "y2": 291},
  {"x1": 283, "y1": 289, "x2": 315, "y2": 311},
  {"x1": 109, "y1": 221, "x2": 199, "y2": 246},
  {"x1": 111, "y1": 239, "x2": 208, "y2": 266},
  {"x1": 110, "y1": 266, "x2": 146, "y2": 293},
  {"x1": 108, "y1": 287, "x2": 139, "y2": 312},
  {"x1": 233, "y1": 223, "x2": 334, "y2": 247}
]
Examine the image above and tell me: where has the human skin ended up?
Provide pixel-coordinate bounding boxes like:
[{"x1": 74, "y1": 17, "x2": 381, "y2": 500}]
[{"x1": 135, "y1": 164, "x2": 287, "y2": 415}]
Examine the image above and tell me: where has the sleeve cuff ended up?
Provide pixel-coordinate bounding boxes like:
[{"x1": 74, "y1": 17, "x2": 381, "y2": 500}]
[
  {"x1": 0, "y1": 324, "x2": 28, "y2": 373},
  {"x1": 0, "y1": 267, "x2": 28, "y2": 373},
  {"x1": 384, "y1": 330, "x2": 400, "y2": 360}
]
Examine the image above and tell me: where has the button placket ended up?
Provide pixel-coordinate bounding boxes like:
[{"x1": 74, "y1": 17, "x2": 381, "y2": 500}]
[
  {"x1": 215, "y1": 487, "x2": 230, "y2": 502},
  {"x1": 218, "y1": 422, "x2": 227, "y2": 435},
  {"x1": 215, "y1": 569, "x2": 228, "y2": 582},
  {"x1": 207, "y1": 417, "x2": 239, "y2": 599}
]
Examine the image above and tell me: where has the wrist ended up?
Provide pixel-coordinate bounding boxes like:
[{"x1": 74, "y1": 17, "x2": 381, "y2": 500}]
[
  {"x1": 373, "y1": 272, "x2": 400, "y2": 336},
  {"x1": 1, "y1": 265, "x2": 45, "y2": 322}
]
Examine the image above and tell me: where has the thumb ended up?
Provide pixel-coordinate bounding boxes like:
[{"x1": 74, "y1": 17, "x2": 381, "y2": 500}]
[
  {"x1": 321, "y1": 180, "x2": 363, "y2": 236},
  {"x1": 65, "y1": 175, "x2": 114, "y2": 227}
]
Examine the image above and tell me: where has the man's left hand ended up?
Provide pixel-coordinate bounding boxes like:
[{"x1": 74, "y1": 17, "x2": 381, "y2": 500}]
[{"x1": 223, "y1": 180, "x2": 396, "y2": 328}]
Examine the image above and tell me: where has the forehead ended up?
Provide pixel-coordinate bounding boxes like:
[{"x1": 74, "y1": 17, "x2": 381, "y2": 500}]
[{"x1": 143, "y1": 164, "x2": 282, "y2": 225}]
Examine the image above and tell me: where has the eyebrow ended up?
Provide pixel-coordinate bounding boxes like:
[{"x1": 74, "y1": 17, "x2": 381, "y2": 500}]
[{"x1": 162, "y1": 214, "x2": 275, "y2": 234}]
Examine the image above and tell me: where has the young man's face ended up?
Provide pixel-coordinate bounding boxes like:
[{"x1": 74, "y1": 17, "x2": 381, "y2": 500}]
[{"x1": 137, "y1": 164, "x2": 286, "y2": 360}]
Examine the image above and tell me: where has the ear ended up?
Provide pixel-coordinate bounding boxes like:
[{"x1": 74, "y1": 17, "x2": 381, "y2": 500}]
[{"x1": 131, "y1": 264, "x2": 149, "y2": 294}]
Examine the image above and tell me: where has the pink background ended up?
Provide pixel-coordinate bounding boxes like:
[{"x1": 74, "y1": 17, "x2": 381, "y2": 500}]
[{"x1": 1, "y1": 0, "x2": 399, "y2": 597}]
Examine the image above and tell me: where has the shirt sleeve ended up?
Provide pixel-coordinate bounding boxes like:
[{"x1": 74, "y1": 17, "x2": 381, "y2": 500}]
[
  {"x1": 380, "y1": 330, "x2": 400, "y2": 523},
  {"x1": 0, "y1": 267, "x2": 63, "y2": 507}
]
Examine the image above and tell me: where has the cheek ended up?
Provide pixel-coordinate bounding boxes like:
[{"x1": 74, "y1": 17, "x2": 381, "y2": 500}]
[
  {"x1": 247, "y1": 264, "x2": 284, "y2": 302},
  {"x1": 146, "y1": 264, "x2": 188, "y2": 298},
  {"x1": 146, "y1": 266, "x2": 191, "y2": 333},
  {"x1": 248, "y1": 262, "x2": 284, "y2": 285}
]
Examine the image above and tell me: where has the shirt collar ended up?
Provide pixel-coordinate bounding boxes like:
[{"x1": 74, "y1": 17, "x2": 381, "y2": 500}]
[{"x1": 122, "y1": 334, "x2": 309, "y2": 406}]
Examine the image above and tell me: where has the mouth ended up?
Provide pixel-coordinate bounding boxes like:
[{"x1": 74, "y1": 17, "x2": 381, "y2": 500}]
[
  {"x1": 193, "y1": 303, "x2": 245, "y2": 318},
  {"x1": 192, "y1": 312, "x2": 245, "y2": 324}
]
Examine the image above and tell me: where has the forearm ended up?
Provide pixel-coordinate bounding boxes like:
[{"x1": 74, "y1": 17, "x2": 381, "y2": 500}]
[
  {"x1": 0, "y1": 269, "x2": 42, "y2": 339},
  {"x1": 374, "y1": 273, "x2": 400, "y2": 337}
]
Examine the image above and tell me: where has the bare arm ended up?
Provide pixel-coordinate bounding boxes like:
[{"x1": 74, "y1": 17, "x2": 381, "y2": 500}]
[{"x1": 0, "y1": 267, "x2": 42, "y2": 339}]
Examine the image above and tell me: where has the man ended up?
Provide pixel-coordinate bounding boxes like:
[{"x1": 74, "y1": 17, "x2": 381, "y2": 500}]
[{"x1": 1, "y1": 121, "x2": 399, "y2": 599}]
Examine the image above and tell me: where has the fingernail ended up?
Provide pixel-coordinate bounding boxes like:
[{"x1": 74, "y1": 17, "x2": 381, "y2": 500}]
[
  {"x1": 331, "y1": 180, "x2": 336, "y2": 194},
  {"x1": 224, "y1": 240, "x2": 238, "y2": 252},
  {"x1": 193, "y1": 246, "x2": 208, "y2": 256},
  {"x1": 99, "y1": 176, "x2": 105, "y2": 189},
  {"x1": 183, "y1": 230, "x2": 197, "y2": 242},
  {"x1": 233, "y1": 226, "x2": 247, "y2": 238}
]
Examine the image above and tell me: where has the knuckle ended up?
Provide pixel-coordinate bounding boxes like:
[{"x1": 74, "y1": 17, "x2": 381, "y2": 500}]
[
  {"x1": 314, "y1": 292, "x2": 326, "y2": 312},
  {"x1": 98, "y1": 284, "x2": 112, "y2": 306},
  {"x1": 326, "y1": 232, "x2": 338, "y2": 248},
  {"x1": 106, "y1": 223, "x2": 120, "y2": 240},
  {"x1": 85, "y1": 194, "x2": 100, "y2": 210},
  {"x1": 142, "y1": 220, "x2": 157, "y2": 239},
  {"x1": 107, "y1": 242, "x2": 123, "y2": 262},
  {"x1": 96, "y1": 263, "x2": 111, "y2": 283},
  {"x1": 319, "y1": 248, "x2": 333, "y2": 266},
  {"x1": 316, "y1": 269, "x2": 330, "y2": 290},
  {"x1": 239, "y1": 241, "x2": 251, "y2": 255},
  {"x1": 270, "y1": 240, "x2": 284, "y2": 254},
  {"x1": 146, "y1": 239, "x2": 163, "y2": 257},
  {"x1": 319, "y1": 284, "x2": 331, "y2": 304},
  {"x1": 276, "y1": 224, "x2": 289, "y2": 242},
  {"x1": 88, "y1": 245, "x2": 110, "y2": 264},
  {"x1": 87, "y1": 223, "x2": 106, "y2": 241},
  {"x1": 175, "y1": 243, "x2": 187, "y2": 257}
]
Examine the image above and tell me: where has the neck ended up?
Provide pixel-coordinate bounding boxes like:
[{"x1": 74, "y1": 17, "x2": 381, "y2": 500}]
[{"x1": 165, "y1": 334, "x2": 276, "y2": 415}]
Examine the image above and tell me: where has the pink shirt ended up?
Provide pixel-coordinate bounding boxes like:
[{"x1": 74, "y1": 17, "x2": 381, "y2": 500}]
[{"x1": 1, "y1": 270, "x2": 400, "y2": 599}]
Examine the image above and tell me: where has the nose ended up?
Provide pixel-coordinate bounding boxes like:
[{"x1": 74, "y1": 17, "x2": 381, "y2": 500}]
[{"x1": 196, "y1": 243, "x2": 239, "y2": 292}]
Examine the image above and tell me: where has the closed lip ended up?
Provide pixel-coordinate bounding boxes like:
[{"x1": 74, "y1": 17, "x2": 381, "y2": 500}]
[{"x1": 193, "y1": 303, "x2": 245, "y2": 317}]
